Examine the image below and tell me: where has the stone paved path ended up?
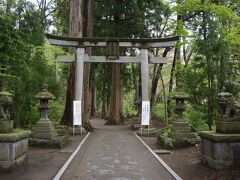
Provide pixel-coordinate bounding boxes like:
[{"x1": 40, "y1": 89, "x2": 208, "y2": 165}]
[{"x1": 61, "y1": 119, "x2": 175, "y2": 180}]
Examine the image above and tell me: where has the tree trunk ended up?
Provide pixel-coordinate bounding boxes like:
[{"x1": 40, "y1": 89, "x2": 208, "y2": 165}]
[
  {"x1": 150, "y1": 48, "x2": 169, "y2": 107},
  {"x1": 82, "y1": 0, "x2": 94, "y2": 131},
  {"x1": 91, "y1": 86, "x2": 97, "y2": 117},
  {"x1": 108, "y1": 64, "x2": 122, "y2": 124},
  {"x1": 61, "y1": 0, "x2": 82, "y2": 126},
  {"x1": 61, "y1": 0, "x2": 94, "y2": 131}
]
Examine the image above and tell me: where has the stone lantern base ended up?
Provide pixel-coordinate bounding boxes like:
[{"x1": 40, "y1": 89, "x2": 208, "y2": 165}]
[
  {"x1": 157, "y1": 122, "x2": 199, "y2": 149},
  {"x1": 200, "y1": 131, "x2": 240, "y2": 170},
  {"x1": 0, "y1": 129, "x2": 30, "y2": 172},
  {"x1": 30, "y1": 120, "x2": 69, "y2": 148},
  {"x1": 137, "y1": 127, "x2": 157, "y2": 137},
  {"x1": 32, "y1": 119, "x2": 57, "y2": 140}
]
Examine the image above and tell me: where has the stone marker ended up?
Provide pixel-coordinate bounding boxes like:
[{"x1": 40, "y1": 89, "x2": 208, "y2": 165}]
[
  {"x1": 0, "y1": 91, "x2": 30, "y2": 172},
  {"x1": 200, "y1": 89, "x2": 240, "y2": 170}
]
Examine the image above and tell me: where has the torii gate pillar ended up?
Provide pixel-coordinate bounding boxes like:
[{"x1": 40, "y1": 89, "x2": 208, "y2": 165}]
[
  {"x1": 140, "y1": 49, "x2": 149, "y2": 102},
  {"x1": 75, "y1": 48, "x2": 85, "y2": 102}
]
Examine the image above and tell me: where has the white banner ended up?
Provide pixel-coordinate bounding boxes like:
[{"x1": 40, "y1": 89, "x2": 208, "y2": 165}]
[
  {"x1": 141, "y1": 101, "x2": 150, "y2": 125},
  {"x1": 73, "y1": 101, "x2": 82, "y2": 125}
]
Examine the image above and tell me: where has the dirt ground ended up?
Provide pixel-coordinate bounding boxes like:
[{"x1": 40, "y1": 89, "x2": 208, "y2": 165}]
[
  {"x1": 0, "y1": 135, "x2": 85, "y2": 180},
  {"x1": 141, "y1": 136, "x2": 240, "y2": 180}
]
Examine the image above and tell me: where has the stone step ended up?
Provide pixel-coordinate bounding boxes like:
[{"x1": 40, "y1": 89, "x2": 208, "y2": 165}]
[
  {"x1": 172, "y1": 121, "x2": 190, "y2": 128},
  {"x1": 153, "y1": 149, "x2": 172, "y2": 154},
  {"x1": 171, "y1": 126, "x2": 191, "y2": 133},
  {"x1": 32, "y1": 132, "x2": 56, "y2": 140},
  {"x1": 169, "y1": 132, "x2": 196, "y2": 139}
]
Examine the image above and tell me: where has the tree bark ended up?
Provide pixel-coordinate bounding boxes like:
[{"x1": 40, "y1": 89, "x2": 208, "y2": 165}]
[
  {"x1": 61, "y1": 0, "x2": 82, "y2": 126},
  {"x1": 61, "y1": 0, "x2": 94, "y2": 131},
  {"x1": 91, "y1": 86, "x2": 97, "y2": 117},
  {"x1": 82, "y1": 0, "x2": 94, "y2": 131},
  {"x1": 108, "y1": 63, "x2": 122, "y2": 124},
  {"x1": 150, "y1": 48, "x2": 169, "y2": 107}
]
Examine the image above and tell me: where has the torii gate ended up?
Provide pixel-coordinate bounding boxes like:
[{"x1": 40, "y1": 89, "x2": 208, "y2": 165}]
[{"x1": 46, "y1": 33, "x2": 178, "y2": 127}]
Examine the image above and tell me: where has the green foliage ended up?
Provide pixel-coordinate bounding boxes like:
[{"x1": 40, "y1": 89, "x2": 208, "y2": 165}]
[
  {"x1": 184, "y1": 105, "x2": 208, "y2": 131},
  {"x1": 152, "y1": 103, "x2": 165, "y2": 119},
  {"x1": 123, "y1": 91, "x2": 138, "y2": 117},
  {"x1": 49, "y1": 100, "x2": 64, "y2": 124},
  {"x1": 0, "y1": 1, "x2": 67, "y2": 129}
]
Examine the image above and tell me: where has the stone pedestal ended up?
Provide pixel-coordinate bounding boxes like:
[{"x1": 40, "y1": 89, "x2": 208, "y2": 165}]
[
  {"x1": 200, "y1": 89, "x2": 240, "y2": 170},
  {"x1": 32, "y1": 120, "x2": 56, "y2": 140},
  {"x1": 200, "y1": 131, "x2": 240, "y2": 170},
  {"x1": 137, "y1": 127, "x2": 157, "y2": 136},
  {"x1": 216, "y1": 121, "x2": 240, "y2": 133},
  {"x1": 169, "y1": 122, "x2": 196, "y2": 140},
  {"x1": 0, "y1": 130, "x2": 30, "y2": 172},
  {"x1": 69, "y1": 126, "x2": 86, "y2": 135}
]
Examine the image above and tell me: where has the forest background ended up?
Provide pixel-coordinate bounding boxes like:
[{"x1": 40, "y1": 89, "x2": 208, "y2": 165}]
[{"x1": 0, "y1": 0, "x2": 239, "y2": 132}]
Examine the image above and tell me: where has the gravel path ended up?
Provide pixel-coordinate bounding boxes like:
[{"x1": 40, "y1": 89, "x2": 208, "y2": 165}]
[{"x1": 61, "y1": 119, "x2": 175, "y2": 180}]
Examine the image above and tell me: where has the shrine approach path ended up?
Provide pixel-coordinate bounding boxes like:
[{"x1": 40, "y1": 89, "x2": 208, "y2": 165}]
[{"x1": 60, "y1": 118, "x2": 176, "y2": 180}]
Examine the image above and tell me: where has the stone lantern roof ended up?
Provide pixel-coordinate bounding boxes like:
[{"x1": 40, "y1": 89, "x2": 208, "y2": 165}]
[
  {"x1": 169, "y1": 88, "x2": 190, "y2": 100},
  {"x1": 35, "y1": 84, "x2": 55, "y2": 100}
]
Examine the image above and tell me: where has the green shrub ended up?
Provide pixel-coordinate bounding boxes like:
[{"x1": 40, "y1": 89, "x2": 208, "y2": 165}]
[
  {"x1": 49, "y1": 101, "x2": 64, "y2": 124},
  {"x1": 152, "y1": 102, "x2": 165, "y2": 119},
  {"x1": 123, "y1": 91, "x2": 138, "y2": 117},
  {"x1": 184, "y1": 105, "x2": 208, "y2": 131}
]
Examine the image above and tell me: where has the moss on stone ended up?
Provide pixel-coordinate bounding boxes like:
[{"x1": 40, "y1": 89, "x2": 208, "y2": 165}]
[
  {"x1": 0, "y1": 129, "x2": 31, "y2": 142},
  {"x1": 200, "y1": 131, "x2": 240, "y2": 142},
  {"x1": 168, "y1": 90, "x2": 190, "y2": 99},
  {"x1": 29, "y1": 134, "x2": 69, "y2": 149}
]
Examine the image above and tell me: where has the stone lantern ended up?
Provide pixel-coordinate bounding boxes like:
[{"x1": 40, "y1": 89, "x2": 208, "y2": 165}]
[
  {"x1": 0, "y1": 91, "x2": 13, "y2": 133},
  {"x1": 168, "y1": 88, "x2": 196, "y2": 145},
  {"x1": 170, "y1": 89, "x2": 189, "y2": 122},
  {"x1": 157, "y1": 86, "x2": 198, "y2": 148},
  {"x1": 32, "y1": 84, "x2": 56, "y2": 140}
]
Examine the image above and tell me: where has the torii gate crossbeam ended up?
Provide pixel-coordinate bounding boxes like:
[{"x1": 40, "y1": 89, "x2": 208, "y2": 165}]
[{"x1": 45, "y1": 33, "x2": 179, "y2": 127}]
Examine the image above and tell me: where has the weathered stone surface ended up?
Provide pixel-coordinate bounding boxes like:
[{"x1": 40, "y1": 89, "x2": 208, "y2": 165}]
[
  {"x1": 200, "y1": 131, "x2": 240, "y2": 170},
  {"x1": 157, "y1": 126, "x2": 199, "y2": 149},
  {"x1": 154, "y1": 149, "x2": 172, "y2": 154},
  {"x1": 0, "y1": 154, "x2": 27, "y2": 172},
  {"x1": 0, "y1": 139, "x2": 28, "y2": 161},
  {"x1": 0, "y1": 120, "x2": 13, "y2": 133},
  {"x1": 0, "y1": 129, "x2": 31, "y2": 142},
  {"x1": 137, "y1": 127, "x2": 157, "y2": 137},
  {"x1": 69, "y1": 126, "x2": 87, "y2": 135},
  {"x1": 32, "y1": 120, "x2": 56, "y2": 140},
  {"x1": 0, "y1": 134, "x2": 29, "y2": 172},
  {"x1": 200, "y1": 131, "x2": 240, "y2": 142},
  {"x1": 216, "y1": 121, "x2": 240, "y2": 133},
  {"x1": 29, "y1": 135, "x2": 69, "y2": 149},
  {"x1": 169, "y1": 131, "x2": 196, "y2": 139}
]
